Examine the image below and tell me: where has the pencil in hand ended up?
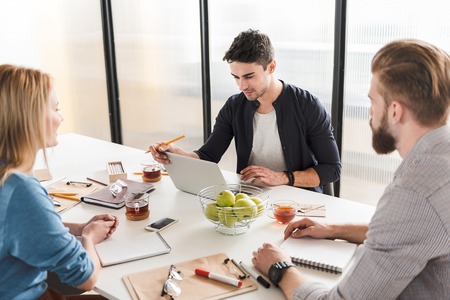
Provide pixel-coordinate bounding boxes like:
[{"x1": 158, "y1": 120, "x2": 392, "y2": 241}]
[{"x1": 145, "y1": 135, "x2": 185, "y2": 153}]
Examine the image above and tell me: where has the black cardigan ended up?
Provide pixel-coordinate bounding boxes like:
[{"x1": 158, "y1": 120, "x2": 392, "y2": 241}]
[{"x1": 195, "y1": 81, "x2": 341, "y2": 193}]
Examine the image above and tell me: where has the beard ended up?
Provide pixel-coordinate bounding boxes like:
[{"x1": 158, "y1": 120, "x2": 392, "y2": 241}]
[
  {"x1": 370, "y1": 113, "x2": 397, "y2": 154},
  {"x1": 243, "y1": 80, "x2": 269, "y2": 101},
  {"x1": 244, "y1": 87, "x2": 266, "y2": 101}
]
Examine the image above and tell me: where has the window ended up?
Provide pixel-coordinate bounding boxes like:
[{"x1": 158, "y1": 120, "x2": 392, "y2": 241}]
[
  {"x1": 0, "y1": 0, "x2": 110, "y2": 140},
  {"x1": 112, "y1": 0, "x2": 202, "y2": 157},
  {"x1": 341, "y1": 0, "x2": 450, "y2": 205}
]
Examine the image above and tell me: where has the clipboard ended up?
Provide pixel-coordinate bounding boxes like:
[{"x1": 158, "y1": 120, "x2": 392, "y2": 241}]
[
  {"x1": 46, "y1": 180, "x2": 99, "y2": 213},
  {"x1": 123, "y1": 253, "x2": 258, "y2": 300}
]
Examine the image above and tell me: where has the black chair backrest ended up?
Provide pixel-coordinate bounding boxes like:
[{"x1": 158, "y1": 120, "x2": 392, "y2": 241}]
[{"x1": 323, "y1": 183, "x2": 334, "y2": 197}]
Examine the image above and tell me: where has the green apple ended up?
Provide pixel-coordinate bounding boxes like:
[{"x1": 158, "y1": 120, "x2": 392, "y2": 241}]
[
  {"x1": 216, "y1": 189, "x2": 235, "y2": 207},
  {"x1": 204, "y1": 202, "x2": 220, "y2": 221},
  {"x1": 233, "y1": 198, "x2": 257, "y2": 220},
  {"x1": 235, "y1": 192, "x2": 250, "y2": 201},
  {"x1": 250, "y1": 196, "x2": 265, "y2": 216},
  {"x1": 219, "y1": 208, "x2": 238, "y2": 227}
]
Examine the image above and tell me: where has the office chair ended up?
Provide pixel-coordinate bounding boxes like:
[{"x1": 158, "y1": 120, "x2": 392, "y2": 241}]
[
  {"x1": 46, "y1": 272, "x2": 83, "y2": 295},
  {"x1": 322, "y1": 182, "x2": 334, "y2": 197}
]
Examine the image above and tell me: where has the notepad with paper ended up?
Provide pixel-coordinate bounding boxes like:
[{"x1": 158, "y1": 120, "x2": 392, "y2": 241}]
[
  {"x1": 95, "y1": 231, "x2": 171, "y2": 267},
  {"x1": 280, "y1": 237, "x2": 358, "y2": 273},
  {"x1": 81, "y1": 179, "x2": 155, "y2": 209}
]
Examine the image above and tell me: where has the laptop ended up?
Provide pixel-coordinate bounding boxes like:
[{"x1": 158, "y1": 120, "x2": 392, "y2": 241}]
[{"x1": 164, "y1": 153, "x2": 239, "y2": 195}]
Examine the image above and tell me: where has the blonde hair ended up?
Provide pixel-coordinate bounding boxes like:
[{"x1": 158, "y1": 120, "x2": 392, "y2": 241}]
[
  {"x1": 372, "y1": 39, "x2": 450, "y2": 126},
  {"x1": 0, "y1": 64, "x2": 52, "y2": 183}
]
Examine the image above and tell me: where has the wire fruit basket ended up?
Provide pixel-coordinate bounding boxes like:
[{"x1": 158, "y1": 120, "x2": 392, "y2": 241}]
[{"x1": 198, "y1": 184, "x2": 269, "y2": 235}]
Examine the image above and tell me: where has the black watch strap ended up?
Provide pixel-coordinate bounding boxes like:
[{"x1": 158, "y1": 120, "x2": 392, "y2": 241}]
[
  {"x1": 284, "y1": 171, "x2": 295, "y2": 186},
  {"x1": 268, "y1": 261, "x2": 294, "y2": 287}
]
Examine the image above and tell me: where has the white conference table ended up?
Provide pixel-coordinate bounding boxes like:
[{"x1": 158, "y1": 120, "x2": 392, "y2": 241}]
[{"x1": 38, "y1": 133, "x2": 376, "y2": 299}]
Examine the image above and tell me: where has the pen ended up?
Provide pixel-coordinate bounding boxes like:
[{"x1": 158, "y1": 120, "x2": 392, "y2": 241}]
[
  {"x1": 239, "y1": 262, "x2": 271, "y2": 289},
  {"x1": 86, "y1": 177, "x2": 108, "y2": 186},
  {"x1": 145, "y1": 135, "x2": 186, "y2": 153},
  {"x1": 195, "y1": 268, "x2": 242, "y2": 287},
  {"x1": 66, "y1": 180, "x2": 92, "y2": 187}
]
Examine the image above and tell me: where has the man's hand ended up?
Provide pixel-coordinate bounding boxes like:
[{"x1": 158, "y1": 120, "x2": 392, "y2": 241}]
[
  {"x1": 240, "y1": 165, "x2": 287, "y2": 186},
  {"x1": 251, "y1": 243, "x2": 292, "y2": 275},
  {"x1": 284, "y1": 218, "x2": 368, "y2": 244},
  {"x1": 284, "y1": 218, "x2": 332, "y2": 240},
  {"x1": 147, "y1": 143, "x2": 177, "y2": 165}
]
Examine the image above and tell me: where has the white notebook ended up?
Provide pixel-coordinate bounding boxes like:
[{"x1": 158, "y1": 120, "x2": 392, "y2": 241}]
[
  {"x1": 280, "y1": 237, "x2": 357, "y2": 273},
  {"x1": 94, "y1": 231, "x2": 171, "y2": 267}
]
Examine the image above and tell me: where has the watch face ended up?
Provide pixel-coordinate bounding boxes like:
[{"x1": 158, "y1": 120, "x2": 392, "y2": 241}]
[
  {"x1": 269, "y1": 261, "x2": 293, "y2": 286},
  {"x1": 268, "y1": 263, "x2": 282, "y2": 285}
]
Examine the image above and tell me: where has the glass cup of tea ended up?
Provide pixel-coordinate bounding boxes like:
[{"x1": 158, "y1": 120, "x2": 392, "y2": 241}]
[
  {"x1": 142, "y1": 164, "x2": 162, "y2": 183},
  {"x1": 125, "y1": 193, "x2": 150, "y2": 221},
  {"x1": 268, "y1": 200, "x2": 299, "y2": 224}
]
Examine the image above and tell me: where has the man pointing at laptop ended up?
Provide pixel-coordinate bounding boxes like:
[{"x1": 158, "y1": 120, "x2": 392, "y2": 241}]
[{"x1": 150, "y1": 29, "x2": 341, "y2": 193}]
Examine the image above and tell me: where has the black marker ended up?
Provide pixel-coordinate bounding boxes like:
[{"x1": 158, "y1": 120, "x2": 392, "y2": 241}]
[{"x1": 239, "y1": 261, "x2": 271, "y2": 289}]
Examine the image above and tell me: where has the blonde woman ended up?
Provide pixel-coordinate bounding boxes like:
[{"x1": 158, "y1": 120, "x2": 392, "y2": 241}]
[{"x1": 0, "y1": 64, "x2": 118, "y2": 299}]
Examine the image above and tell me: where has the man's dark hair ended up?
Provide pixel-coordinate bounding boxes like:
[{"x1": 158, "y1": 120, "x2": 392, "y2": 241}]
[{"x1": 223, "y1": 29, "x2": 274, "y2": 70}]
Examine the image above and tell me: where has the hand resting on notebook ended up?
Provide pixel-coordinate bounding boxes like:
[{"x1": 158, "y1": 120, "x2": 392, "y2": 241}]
[{"x1": 284, "y1": 218, "x2": 367, "y2": 244}]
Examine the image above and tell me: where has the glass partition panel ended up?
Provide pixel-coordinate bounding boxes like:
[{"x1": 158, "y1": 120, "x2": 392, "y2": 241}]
[
  {"x1": 112, "y1": 0, "x2": 202, "y2": 159},
  {"x1": 0, "y1": 0, "x2": 110, "y2": 140},
  {"x1": 342, "y1": 0, "x2": 450, "y2": 205}
]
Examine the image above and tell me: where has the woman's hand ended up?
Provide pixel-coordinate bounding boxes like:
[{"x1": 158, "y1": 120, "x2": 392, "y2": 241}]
[
  {"x1": 83, "y1": 214, "x2": 119, "y2": 239},
  {"x1": 82, "y1": 218, "x2": 117, "y2": 244}
]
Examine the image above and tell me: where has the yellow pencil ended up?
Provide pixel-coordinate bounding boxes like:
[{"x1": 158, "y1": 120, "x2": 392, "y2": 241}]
[
  {"x1": 52, "y1": 193, "x2": 80, "y2": 201},
  {"x1": 49, "y1": 192, "x2": 78, "y2": 196},
  {"x1": 145, "y1": 135, "x2": 185, "y2": 153},
  {"x1": 135, "y1": 171, "x2": 168, "y2": 175}
]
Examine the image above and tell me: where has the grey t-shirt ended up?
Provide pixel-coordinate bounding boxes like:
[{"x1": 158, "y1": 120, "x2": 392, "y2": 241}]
[{"x1": 248, "y1": 110, "x2": 287, "y2": 171}]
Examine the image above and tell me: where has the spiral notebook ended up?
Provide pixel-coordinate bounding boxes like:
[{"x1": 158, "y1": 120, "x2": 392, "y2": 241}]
[{"x1": 280, "y1": 237, "x2": 357, "y2": 273}]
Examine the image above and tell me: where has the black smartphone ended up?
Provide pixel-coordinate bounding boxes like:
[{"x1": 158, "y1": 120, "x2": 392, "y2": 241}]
[{"x1": 145, "y1": 217, "x2": 178, "y2": 232}]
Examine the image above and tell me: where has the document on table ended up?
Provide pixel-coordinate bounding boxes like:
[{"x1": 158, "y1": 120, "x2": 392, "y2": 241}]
[{"x1": 95, "y1": 231, "x2": 171, "y2": 267}]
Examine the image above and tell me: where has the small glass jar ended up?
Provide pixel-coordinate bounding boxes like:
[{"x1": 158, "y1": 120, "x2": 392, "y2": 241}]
[
  {"x1": 125, "y1": 193, "x2": 150, "y2": 221},
  {"x1": 142, "y1": 164, "x2": 162, "y2": 183}
]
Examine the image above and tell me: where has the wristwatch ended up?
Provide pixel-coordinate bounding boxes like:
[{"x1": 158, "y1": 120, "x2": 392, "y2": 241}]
[{"x1": 268, "y1": 261, "x2": 294, "y2": 286}]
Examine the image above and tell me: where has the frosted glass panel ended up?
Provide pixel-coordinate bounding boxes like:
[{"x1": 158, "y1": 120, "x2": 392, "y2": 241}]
[
  {"x1": 209, "y1": 0, "x2": 335, "y2": 171},
  {"x1": 112, "y1": 0, "x2": 202, "y2": 154},
  {"x1": 341, "y1": 0, "x2": 450, "y2": 205},
  {"x1": 0, "y1": 0, "x2": 110, "y2": 140}
]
